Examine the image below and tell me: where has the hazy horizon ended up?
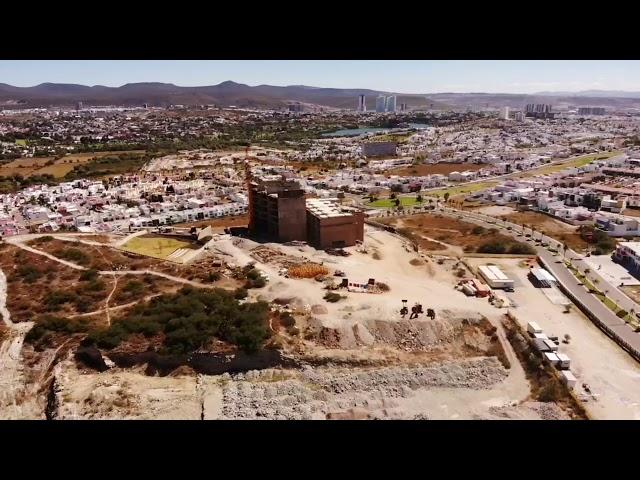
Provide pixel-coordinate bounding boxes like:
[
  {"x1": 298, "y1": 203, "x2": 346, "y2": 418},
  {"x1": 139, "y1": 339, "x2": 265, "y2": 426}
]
[{"x1": 1, "y1": 60, "x2": 640, "y2": 95}]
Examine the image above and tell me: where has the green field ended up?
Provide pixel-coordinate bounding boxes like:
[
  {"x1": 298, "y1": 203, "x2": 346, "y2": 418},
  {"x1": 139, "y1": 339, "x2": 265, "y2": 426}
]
[
  {"x1": 122, "y1": 236, "x2": 194, "y2": 260},
  {"x1": 425, "y1": 181, "x2": 499, "y2": 199},
  {"x1": 367, "y1": 196, "x2": 427, "y2": 208},
  {"x1": 518, "y1": 151, "x2": 620, "y2": 177}
]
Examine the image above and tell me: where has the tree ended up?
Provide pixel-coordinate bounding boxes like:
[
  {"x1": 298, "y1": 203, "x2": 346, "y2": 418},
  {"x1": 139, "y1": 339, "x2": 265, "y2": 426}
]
[
  {"x1": 416, "y1": 194, "x2": 423, "y2": 203},
  {"x1": 444, "y1": 192, "x2": 450, "y2": 202}
]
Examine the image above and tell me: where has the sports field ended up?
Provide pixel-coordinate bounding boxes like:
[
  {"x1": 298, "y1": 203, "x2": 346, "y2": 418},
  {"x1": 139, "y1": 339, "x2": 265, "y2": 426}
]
[
  {"x1": 425, "y1": 181, "x2": 499, "y2": 199},
  {"x1": 367, "y1": 196, "x2": 427, "y2": 208},
  {"x1": 121, "y1": 236, "x2": 194, "y2": 260}
]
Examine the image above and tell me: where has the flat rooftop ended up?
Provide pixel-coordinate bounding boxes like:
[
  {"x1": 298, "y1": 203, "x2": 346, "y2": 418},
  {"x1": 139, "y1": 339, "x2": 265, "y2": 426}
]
[
  {"x1": 306, "y1": 198, "x2": 352, "y2": 219},
  {"x1": 619, "y1": 241, "x2": 640, "y2": 257}
]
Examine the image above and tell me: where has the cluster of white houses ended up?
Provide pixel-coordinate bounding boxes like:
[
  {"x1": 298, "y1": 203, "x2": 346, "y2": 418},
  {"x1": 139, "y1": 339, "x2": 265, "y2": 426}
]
[{"x1": 0, "y1": 177, "x2": 248, "y2": 236}]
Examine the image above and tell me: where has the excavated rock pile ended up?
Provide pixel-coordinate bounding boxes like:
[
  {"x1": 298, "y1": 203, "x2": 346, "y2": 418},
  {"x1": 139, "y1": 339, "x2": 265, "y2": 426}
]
[{"x1": 220, "y1": 357, "x2": 508, "y2": 420}]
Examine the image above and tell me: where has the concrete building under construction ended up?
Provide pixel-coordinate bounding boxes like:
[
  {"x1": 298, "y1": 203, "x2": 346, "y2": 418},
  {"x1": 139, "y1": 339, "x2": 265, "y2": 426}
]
[
  {"x1": 248, "y1": 173, "x2": 307, "y2": 242},
  {"x1": 247, "y1": 168, "x2": 364, "y2": 248},
  {"x1": 306, "y1": 198, "x2": 365, "y2": 249}
]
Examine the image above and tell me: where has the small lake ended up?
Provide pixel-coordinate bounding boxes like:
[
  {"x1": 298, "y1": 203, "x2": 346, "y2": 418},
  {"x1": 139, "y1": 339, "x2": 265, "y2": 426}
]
[{"x1": 321, "y1": 123, "x2": 430, "y2": 138}]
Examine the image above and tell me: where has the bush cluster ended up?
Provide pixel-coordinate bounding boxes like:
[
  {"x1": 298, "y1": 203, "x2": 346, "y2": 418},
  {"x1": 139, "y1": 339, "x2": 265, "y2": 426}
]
[
  {"x1": 55, "y1": 247, "x2": 90, "y2": 266},
  {"x1": 86, "y1": 287, "x2": 272, "y2": 354},
  {"x1": 477, "y1": 241, "x2": 535, "y2": 255}
]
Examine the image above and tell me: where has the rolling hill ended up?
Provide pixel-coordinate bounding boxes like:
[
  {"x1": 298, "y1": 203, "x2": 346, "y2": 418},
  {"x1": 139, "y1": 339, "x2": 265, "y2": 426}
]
[
  {"x1": 0, "y1": 81, "x2": 445, "y2": 110},
  {"x1": 1, "y1": 81, "x2": 640, "y2": 110}
]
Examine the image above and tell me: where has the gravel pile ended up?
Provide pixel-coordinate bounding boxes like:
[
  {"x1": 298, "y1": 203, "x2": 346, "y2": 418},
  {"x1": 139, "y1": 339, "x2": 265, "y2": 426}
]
[{"x1": 220, "y1": 357, "x2": 508, "y2": 420}]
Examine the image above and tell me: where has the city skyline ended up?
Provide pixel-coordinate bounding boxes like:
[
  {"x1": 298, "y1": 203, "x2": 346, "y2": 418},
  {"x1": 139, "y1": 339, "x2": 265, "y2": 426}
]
[{"x1": 1, "y1": 60, "x2": 640, "y2": 94}]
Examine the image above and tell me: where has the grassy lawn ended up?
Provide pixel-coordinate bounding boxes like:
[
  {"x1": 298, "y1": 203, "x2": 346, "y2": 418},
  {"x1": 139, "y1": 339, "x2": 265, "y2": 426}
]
[
  {"x1": 367, "y1": 196, "x2": 427, "y2": 208},
  {"x1": 425, "y1": 181, "x2": 499, "y2": 199},
  {"x1": 518, "y1": 151, "x2": 620, "y2": 177},
  {"x1": 121, "y1": 236, "x2": 194, "y2": 260}
]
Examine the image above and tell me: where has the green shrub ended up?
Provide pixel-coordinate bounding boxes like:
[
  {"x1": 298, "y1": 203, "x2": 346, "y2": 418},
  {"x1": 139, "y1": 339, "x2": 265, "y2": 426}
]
[
  {"x1": 477, "y1": 242, "x2": 506, "y2": 254},
  {"x1": 508, "y1": 243, "x2": 536, "y2": 255},
  {"x1": 44, "y1": 291, "x2": 77, "y2": 311},
  {"x1": 33, "y1": 235, "x2": 54, "y2": 244},
  {"x1": 123, "y1": 280, "x2": 144, "y2": 296},
  {"x1": 55, "y1": 248, "x2": 90, "y2": 266},
  {"x1": 324, "y1": 292, "x2": 343, "y2": 303},
  {"x1": 280, "y1": 312, "x2": 295, "y2": 328},
  {"x1": 25, "y1": 315, "x2": 90, "y2": 343},
  {"x1": 15, "y1": 264, "x2": 43, "y2": 283},
  {"x1": 85, "y1": 287, "x2": 272, "y2": 354},
  {"x1": 234, "y1": 287, "x2": 248, "y2": 299},
  {"x1": 206, "y1": 271, "x2": 221, "y2": 282},
  {"x1": 85, "y1": 279, "x2": 106, "y2": 292},
  {"x1": 79, "y1": 269, "x2": 99, "y2": 281},
  {"x1": 616, "y1": 309, "x2": 628, "y2": 318},
  {"x1": 245, "y1": 276, "x2": 266, "y2": 289},
  {"x1": 538, "y1": 381, "x2": 563, "y2": 402},
  {"x1": 472, "y1": 226, "x2": 486, "y2": 235}
]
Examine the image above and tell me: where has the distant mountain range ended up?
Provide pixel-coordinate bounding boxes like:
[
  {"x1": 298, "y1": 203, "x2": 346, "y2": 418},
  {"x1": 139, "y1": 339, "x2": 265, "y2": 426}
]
[
  {"x1": 1, "y1": 81, "x2": 640, "y2": 110},
  {"x1": 535, "y1": 90, "x2": 640, "y2": 99},
  {"x1": 0, "y1": 81, "x2": 446, "y2": 110}
]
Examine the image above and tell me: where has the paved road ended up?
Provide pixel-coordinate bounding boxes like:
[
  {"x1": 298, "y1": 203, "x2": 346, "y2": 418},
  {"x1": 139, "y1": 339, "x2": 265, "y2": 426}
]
[
  {"x1": 444, "y1": 208, "x2": 640, "y2": 315},
  {"x1": 438, "y1": 207, "x2": 640, "y2": 359}
]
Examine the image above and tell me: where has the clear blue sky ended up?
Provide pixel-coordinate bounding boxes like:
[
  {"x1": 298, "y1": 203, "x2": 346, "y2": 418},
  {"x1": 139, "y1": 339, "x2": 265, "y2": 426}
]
[{"x1": 1, "y1": 60, "x2": 639, "y2": 94}]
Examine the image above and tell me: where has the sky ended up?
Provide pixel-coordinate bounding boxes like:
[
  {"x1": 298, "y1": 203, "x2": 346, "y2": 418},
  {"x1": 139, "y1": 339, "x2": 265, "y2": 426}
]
[{"x1": 0, "y1": 60, "x2": 639, "y2": 94}]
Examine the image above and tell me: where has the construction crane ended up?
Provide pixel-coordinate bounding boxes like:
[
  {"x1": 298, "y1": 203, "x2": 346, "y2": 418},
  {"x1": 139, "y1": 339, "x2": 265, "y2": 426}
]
[{"x1": 245, "y1": 147, "x2": 255, "y2": 233}]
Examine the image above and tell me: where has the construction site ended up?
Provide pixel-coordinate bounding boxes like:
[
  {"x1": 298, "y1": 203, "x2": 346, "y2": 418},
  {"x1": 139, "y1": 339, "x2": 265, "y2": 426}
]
[
  {"x1": 1, "y1": 166, "x2": 639, "y2": 420},
  {"x1": 246, "y1": 166, "x2": 364, "y2": 249},
  {"x1": 1, "y1": 215, "x2": 624, "y2": 420}
]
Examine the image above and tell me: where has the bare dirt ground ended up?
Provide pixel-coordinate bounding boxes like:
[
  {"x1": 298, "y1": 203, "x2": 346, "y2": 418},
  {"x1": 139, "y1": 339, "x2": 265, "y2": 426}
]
[
  {"x1": 472, "y1": 205, "x2": 517, "y2": 216},
  {"x1": 465, "y1": 257, "x2": 640, "y2": 420},
  {"x1": 172, "y1": 214, "x2": 249, "y2": 231},
  {"x1": 389, "y1": 163, "x2": 485, "y2": 177},
  {"x1": 52, "y1": 361, "x2": 202, "y2": 420},
  {"x1": 622, "y1": 208, "x2": 640, "y2": 219},
  {"x1": 378, "y1": 213, "x2": 530, "y2": 254},
  {"x1": 5, "y1": 225, "x2": 629, "y2": 420},
  {"x1": 0, "y1": 151, "x2": 145, "y2": 179},
  {"x1": 505, "y1": 210, "x2": 588, "y2": 251}
]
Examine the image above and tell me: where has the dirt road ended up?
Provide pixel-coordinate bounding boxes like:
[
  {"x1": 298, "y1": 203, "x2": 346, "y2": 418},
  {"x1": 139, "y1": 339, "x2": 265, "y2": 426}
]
[{"x1": 0, "y1": 267, "x2": 12, "y2": 327}]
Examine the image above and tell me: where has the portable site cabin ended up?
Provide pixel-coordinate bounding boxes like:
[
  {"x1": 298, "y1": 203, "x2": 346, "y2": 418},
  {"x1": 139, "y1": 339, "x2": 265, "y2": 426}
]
[
  {"x1": 470, "y1": 278, "x2": 491, "y2": 297},
  {"x1": 532, "y1": 338, "x2": 551, "y2": 352},
  {"x1": 543, "y1": 352, "x2": 560, "y2": 366},
  {"x1": 527, "y1": 322, "x2": 543, "y2": 335},
  {"x1": 556, "y1": 353, "x2": 571, "y2": 370},
  {"x1": 560, "y1": 370, "x2": 577, "y2": 389},
  {"x1": 529, "y1": 268, "x2": 557, "y2": 288},
  {"x1": 478, "y1": 265, "x2": 515, "y2": 290}
]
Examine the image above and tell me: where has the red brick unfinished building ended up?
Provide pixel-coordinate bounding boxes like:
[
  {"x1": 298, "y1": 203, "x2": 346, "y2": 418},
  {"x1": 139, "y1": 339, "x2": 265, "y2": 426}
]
[
  {"x1": 248, "y1": 173, "x2": 363, "y2": 248},
  {"x1": 306, "y1": 198, "x2": 364, "y2": 249}
]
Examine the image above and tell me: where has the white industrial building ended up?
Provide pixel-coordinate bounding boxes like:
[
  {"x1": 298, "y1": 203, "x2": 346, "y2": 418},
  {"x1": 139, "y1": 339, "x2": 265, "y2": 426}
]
[{"x1": 477, "y1": 265, "x2": 514, "y2": 289}]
